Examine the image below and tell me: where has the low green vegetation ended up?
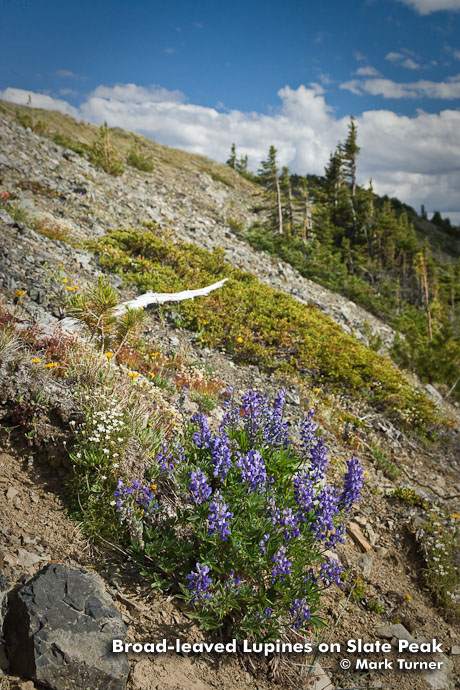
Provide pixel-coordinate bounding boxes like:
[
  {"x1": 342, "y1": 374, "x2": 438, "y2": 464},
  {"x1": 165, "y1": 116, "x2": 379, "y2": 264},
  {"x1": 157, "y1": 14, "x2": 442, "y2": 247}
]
[
  {"x1": 89, "y1": 122, "x2": 124, "y2": 176},
  {"x1": 126, "y1": 142, "x2": 154, "y2": 172},
  {"x1": 16, "y1": 108, "x2": 47, "y2": 135},
  {"x1": 369, "y1": 445, "x2": 402, "y2": 481},
  {"x1": 52, "y1": 132, "x2": 89, "y2": 157},
  {"x1": 93, "y1": 226, "x2": 438, "y2": 433},
  {"x1": 417, "y1": 507, "x2": 460, "y2": 620}
]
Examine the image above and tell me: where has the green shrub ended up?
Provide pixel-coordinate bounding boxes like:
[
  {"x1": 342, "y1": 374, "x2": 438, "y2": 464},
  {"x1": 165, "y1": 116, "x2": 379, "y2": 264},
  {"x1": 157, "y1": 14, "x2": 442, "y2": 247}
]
[
  {"x1": 89, "y1": 122, "x2": 124, "y2": 176},
  {"x1": 16, "y1": 109, "x2": 47, "y2": 135},
  {"x1": 126, "y1": 145, "x2": 154, "y2": 173},
  {"x1": 66, "y1": 277, "x2": 146, "y2": 353},
  {"x1": 53, "y1": 132, "x2": 89, "y2": 157}
]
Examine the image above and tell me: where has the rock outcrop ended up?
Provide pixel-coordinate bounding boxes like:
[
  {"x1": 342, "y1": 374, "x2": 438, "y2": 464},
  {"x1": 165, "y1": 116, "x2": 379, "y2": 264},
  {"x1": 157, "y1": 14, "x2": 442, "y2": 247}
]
[{"x1": 4, "y1": 563, "x2": 129, "y2": 690}]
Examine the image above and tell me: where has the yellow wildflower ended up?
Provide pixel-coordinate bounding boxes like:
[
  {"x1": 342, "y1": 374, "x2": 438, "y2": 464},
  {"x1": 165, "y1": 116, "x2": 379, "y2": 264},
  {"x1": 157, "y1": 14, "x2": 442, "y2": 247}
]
[
  {"x1": 16, "y1": 289, "x2": 27, "y2": 297},
  {"x1": 62, "y1": 278, "x2": 68, "y2": 284},
  {"x1": 236, "y1": 337, "x2": 243, "y2": 343},
  {"x1": 452, "y1": 514, "x2": 459, "y2": 519},
  {"x1": 151, "y1": 484, "x2": 157, "y2": 490},
  {"x1": 31, "y1": 358, "x2": 41, "y2": 364},
  {"x1": 313, "y1": 388, "x2": 320, "y2": 392},
  {"x1": 127, "y1": 371, "x2": 139, "y2": 378},
  {"x1": 405, "y1": 594, "x2": 412, "y2": 600},
  {"x1": 66, "y1": 285, "x2": 78, "y2": 291},
  {"x1": 150, "y1": 352, "x2": 159, "y2": 357},
  {"x1": 104, "y1": 352, "x2": 114, "y2": 359},
  {"x1": 45, "y1": 362, "x2": 58, "y2": 369}
]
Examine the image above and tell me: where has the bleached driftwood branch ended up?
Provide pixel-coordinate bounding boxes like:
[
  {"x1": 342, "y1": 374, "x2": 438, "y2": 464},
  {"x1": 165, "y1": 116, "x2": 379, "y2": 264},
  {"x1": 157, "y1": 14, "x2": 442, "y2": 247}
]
[
  {"x1": 113, "y1": 278, "x2": 228, "y2": 315},
  {"x1": 58, "y1": 278, "x2": 228, "y2": 332}
]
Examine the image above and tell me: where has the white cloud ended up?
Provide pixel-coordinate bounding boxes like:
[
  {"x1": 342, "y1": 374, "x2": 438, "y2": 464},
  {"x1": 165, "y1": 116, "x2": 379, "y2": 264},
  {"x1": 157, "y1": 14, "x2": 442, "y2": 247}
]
[
  {"x1": 386, "y1": 51, "x2": 405, "y2": 63},
  {"x1": 56, "y1": 69, "x2": 85, "y2": 80},
  {"x1": 341, "y1": 74, "x2": 460, "y2": 98},
  {"x1": 385, "y1": 52, "x2": 421, "y2": 69},
  {"x1": 0, "y1": 87, "x2": 79, "y2": 116},
  {"x1": 89, "y1": 83, "x2": 185, "y2": 104},
  {"x1": 1, "y1": 83, "x2": 459, "y2": 221},
  {"x1": 397, "y1": 0, "x2": 460, "y2": 14},
  {"x1": 355, "y1": 66, "x2": 381, "y2": 76},
  {"x1": 401, "y1": 57, "x2": 421, "y2": 69}
]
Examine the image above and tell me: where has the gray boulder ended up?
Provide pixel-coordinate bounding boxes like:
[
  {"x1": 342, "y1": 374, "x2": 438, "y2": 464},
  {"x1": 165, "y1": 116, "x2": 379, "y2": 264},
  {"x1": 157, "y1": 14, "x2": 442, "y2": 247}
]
[{"x1": 4, "y1": 563, "x2": 129, "y2": 689}]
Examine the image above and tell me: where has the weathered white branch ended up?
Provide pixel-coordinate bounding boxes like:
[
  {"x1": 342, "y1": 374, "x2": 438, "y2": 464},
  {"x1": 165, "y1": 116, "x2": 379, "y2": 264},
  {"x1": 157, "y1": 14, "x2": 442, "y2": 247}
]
[
  {"x1": 58, "y1": 278, "x2": 228, "y2": 332},
  {"x1": 113, "y1": 278, "x2": 228, "y2": 315}
]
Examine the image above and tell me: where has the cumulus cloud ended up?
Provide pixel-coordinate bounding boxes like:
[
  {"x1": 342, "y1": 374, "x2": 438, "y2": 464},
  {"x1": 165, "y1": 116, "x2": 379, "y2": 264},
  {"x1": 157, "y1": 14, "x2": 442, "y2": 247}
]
[
  {"x1": 397, "y1": 0, "x2": 460, "y2": 14},
  {"x1": 401, "y1": 57, "x2": 421, "y2": 69},
  {"x1": 341, "y1": 74, "x2": 460, "y2": 98},
  {"x1": 56, "y1": 69, "x2": 86, "y2": 80},
  {"x1": 385, "y1": 52, "x2": 420, "y2": 69},
  {"x1": 355, "y1": 66, "x2": 381, "y2": 76},
  {"x1": 0, "y1": 87, "x2": 79, "y2": 117},
  {"x1": 386, "y1": 51, "x2": 405, "y2": 63},
  {"x1": 1, "y1": 83, "x2": 459, "y2": 220},
  {"x1": 89, "y1": 83, "x2": 185, "y2": 104}
]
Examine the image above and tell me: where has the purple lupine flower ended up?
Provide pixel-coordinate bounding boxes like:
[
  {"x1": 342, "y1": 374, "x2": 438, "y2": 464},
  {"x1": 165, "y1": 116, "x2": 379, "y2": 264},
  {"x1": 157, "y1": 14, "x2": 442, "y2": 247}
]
[
  {"x1": 261, "y1": 389, "x2": 290, "y2": 449},
  {"x1": 326, "y1": 522, "x2": 346, "y2": 549},
  {"x1": 135, "y1": 485, "x2": 158, "y2": 512},
  {"x1": 208, "y1": 492, "x2": 233, "y2": 539},
  {"x1": 156, "y1": 442, "x2": 184, "y2": 473},
  {"x1": 226, "y1": 569, "x2": 242, "y2": 592},
  {"x1": 187, "y1": 563, "x2": 212, "y2": 600},
  {"x1": 309, "y1": 437, "x2": 328, "y2": 480},
  {"x1": 222, "y1": 385, "x2": 234, "y2": 411},
  {"x1": 255, "y1": 607, "x2": 273, "y2": 621},
  {"x1": 259, "y1": 533, "x2": 270, "y2": 555},
  {"x1": 271, "y1": 545, "x2": 292, "y2": 582},
  {"x1": 312, "y1": 485, "x2": 339, "y2": 540},
  {"x1": 156, "y1": 443, "x2": 173, "y2": 472},
  {"x1": 300, "y1": 409, "x2": 318, "y2": 454},
  {"x1": 191, "y1": 413, "x2": 212, "y2": 448},
  {"x1": 188, "y1": 468, "x2": 212, "y2": 504},
  {"x1": 339, "y1": 456, "x2": 364, "y2": 511},
  {"x1": 218, "y1": 404, "x2": 241, "y2": 433},
  {"x1": 236, "y1": 449, "x2": 267, "y2": 492},
  {"x1": 241, "y1": 390, "x2": 268, "y2": 431},
  {"x1": 113, "y1": 478, "x2": 158, "y2": 521},
  {"x1": 209, "y1": 432, "x2": 232, "y2": 479},
  {"x1": 293, "y1": 471, "x2": 315, "y2": 521},
  {"x1": 279, "y1": 507, "x2": 300, "y2": 540},
  {"x1": 289, "y1": 598, "x2": 311, "y2": 630},
  {"x1": 320, "y1": 557, "x2": 343, "y2": 587}
]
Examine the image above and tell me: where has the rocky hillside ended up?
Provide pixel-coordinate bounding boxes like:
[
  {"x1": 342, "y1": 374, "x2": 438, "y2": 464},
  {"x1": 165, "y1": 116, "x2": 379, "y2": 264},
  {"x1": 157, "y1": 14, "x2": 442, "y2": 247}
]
[{"x1": 0, "y1": 103, "x2": 459, "y2": 690}]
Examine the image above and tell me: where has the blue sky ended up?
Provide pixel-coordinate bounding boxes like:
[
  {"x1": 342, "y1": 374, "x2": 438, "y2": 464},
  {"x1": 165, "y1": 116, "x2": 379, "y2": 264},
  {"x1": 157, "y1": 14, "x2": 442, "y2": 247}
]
[{"x1": 1, "y1": 0, "x2": 460, "y2": 220}]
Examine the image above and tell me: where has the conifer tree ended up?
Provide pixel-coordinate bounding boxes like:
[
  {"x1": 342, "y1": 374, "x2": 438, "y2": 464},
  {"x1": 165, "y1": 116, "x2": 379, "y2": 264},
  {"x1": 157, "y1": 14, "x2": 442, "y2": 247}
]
[
  {"x1": 226, "y1": 143, "x2": 237, "y2": 170},
  {"x1": 343, "y1": 116, "x2": 360, "y2": 200},
  {"x1": 258, "y1": 145, "x2": 283, "y2": 235},
  {"x1": 237, "y1": 154, "x2": 248, "y2": 174},
  {"x1": 280, "y1": 166, "x2": 294, "y2": 234}
]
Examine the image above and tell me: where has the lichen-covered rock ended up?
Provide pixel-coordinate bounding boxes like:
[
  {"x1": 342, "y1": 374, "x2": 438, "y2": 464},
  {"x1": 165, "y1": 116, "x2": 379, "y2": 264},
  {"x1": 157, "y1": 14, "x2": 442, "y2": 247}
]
[{"x1": 4, "y1": 563, "x2": 129, "y2": 690}]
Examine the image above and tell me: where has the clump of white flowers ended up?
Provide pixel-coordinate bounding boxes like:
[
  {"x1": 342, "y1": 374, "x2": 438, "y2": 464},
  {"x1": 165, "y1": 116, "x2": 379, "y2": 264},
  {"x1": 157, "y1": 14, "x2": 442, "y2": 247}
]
[{"x1": 415, "y1": 508, "x2": 460, "y2": 617}]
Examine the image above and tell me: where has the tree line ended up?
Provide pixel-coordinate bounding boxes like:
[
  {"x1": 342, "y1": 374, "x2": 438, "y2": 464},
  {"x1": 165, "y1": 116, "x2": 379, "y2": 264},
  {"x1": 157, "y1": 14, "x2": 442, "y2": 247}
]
[{"x1": 225, "y1": 120, "x2": 460, "y2": 400}]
